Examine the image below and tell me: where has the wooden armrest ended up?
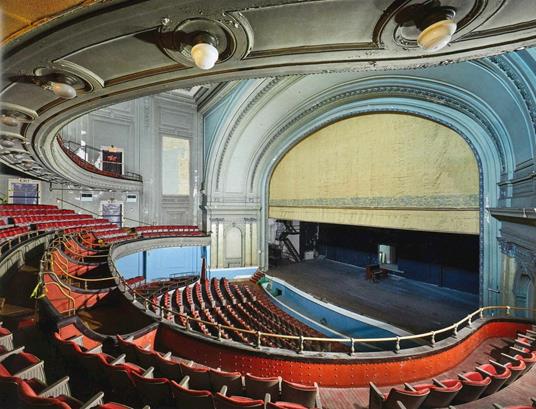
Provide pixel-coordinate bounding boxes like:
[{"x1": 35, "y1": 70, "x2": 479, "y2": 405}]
[
  {"x1": 87, "y1": 344, "x2": 102, "y2": 354},
  {"x1": 493, "y1": 404, "x2": 504, "y2": 409},
  {"x1": 369, "y1": 382, "x2": 383, "y2": 398},
  {"x1": 142, "y1": 366, "x2": 154, "y2": 378},
  {"x1": 39, "y1": 376, "x2": 71, "y2": 398},
  {"x1": 68, "y1": 335, "x2": 83, "y2": 345},
  {"x1": 163, "y1": 351, "x2": 172, "y2": 359},
  {"x1": 404, "y1": 383, "x2": 416, "y2": 392},
  {"x1": 80, "y1": 391, "x2": 104, "y2": 409},
  {"x1": 220, "y1": 385, "x2": 228, "y2": 396},
  {"x1": 526, "y1": 329, "x2": 536, "y2": 336},
  {"x1": 396, "y1": 401, "x2": 407, "y2": 409},
  {"x1": 489, "y1": 360, "x2": 508, "y2": 370},
  {"x1": 314, "y1": 382, "x2": 322, "y2": 409},
  {"x1": 14, "y1": 361, "x2": 45, "y2": 382},
  {"x1": 144, "y1": 344, "x2": 151, "y2": 350},
  {"x1": 0, "y1": 346, "x2": 24, "y2": 362},
  {"x1": 510, "y1": 346, "x2": 531, "y2": 357},
  {"x1": 457, "y1": 373, "x2": 470, "y2": 382},
  {"x1": 111, "y1": 353, "x2": 126, "y2": 365},
  {"x1": 125, "y1": 336, "x2": 134, "y2": 342},
  {"x1": 187, "y1": 360, "x2": 194, "y2": 367},
  {"x1": 518, "y1": 333, "x2": 535, "y2": 341},
  {"x1": 265, "y1": 393, "x2": 271, "y2": 403},
  {"x1": 179, "y1": 375, "x2": 189, "y2": 387},
  {"x1": 432, "y1": 378, "x2": 446, "y2": 388},
  {"x1": 501, "y1": 352, "x2": 520, "y2": 363}
]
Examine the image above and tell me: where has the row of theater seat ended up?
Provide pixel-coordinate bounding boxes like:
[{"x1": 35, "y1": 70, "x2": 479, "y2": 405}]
[
  {"x1": 0, "y1": 323, "x2": 135, "y2": 409},
  {"x1": 53, "y1": 331, "x2": 322, "y2": 409},
  {"x1": 155, "y1": 278, "x2": 329, "y2": 351},
  {"x1": 0, "y1": 226, "x2": 31, "y2": 241},
  {"x1": 369, "y1": 327, "x2": 536, "y2": 408}
]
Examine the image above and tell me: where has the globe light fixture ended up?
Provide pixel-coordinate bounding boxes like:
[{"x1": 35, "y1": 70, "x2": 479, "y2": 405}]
[
  {"x1": 190, "y1": 32, "x2": 219, "y2": 70},
  {"x1": 43, "y1": 81, "x2": 77, "y2": 99},
  {"x1": 416, "y1": 6, "x2": 456, "y2": 52},
  {"x1": 0, "y1": 115, "x2": 20, "y2": 127}
]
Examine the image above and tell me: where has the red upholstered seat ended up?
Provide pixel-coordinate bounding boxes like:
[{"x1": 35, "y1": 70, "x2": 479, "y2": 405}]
[
  {"x1": 214, "y1": 393, "x2": 265, "y2": 409},
  {"x1": 462, "y1": 372, "x2": 490, "y2": 385},
  {"x1": 0, "y1": 327, "x2": 11, "y2": 336},
  {"x1": 1, "y1": 351, "x2": 40, "y2": 375},
  {"x1": 267, "y1": 402, "x2": 311, "y2": 409},
  {"x1": 281, "y1": 380, "x2": 319, "y2": 409}
]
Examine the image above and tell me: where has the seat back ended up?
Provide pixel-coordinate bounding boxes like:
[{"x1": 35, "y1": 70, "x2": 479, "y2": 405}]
[
  {"x1": 171, "y1": 380, "x2": 215, "y2": 409},
  {"x1": 281, "y1": 380, "x2": 318, "y2": 409},
  {"x1": 117, "y1": 336, "x2": 140, "y2": 364},
  {"x1": 157, "y1": 355, "x2": 183, "y2": 382},
  {"x1": 137, "y1": 348, "x2": 158, "y2": 370},
  {"x1": 420, "y1": 383, "x2": 461, "y2": 408},
  {"x1": 453, "y1": 375, "x2": 491, "y2": 404},
  {"x1": 245, "y1": 374, "x2": 280, "y2": 401},
  {"x1": 210, "y1": 369, "x2": 243, "y2": 395},
  {"x1": 214, "y1": 393, "x2": 264, "y2": 409},
  {"x1": 131, "y1": 372, "x2": 173, "y2": 407},
  {"x1": 385, "y1": 388, "x2": 429, "y2": 409},
  {"x1": 181, "y1": 363, "x2": 211, "y2": 390}
]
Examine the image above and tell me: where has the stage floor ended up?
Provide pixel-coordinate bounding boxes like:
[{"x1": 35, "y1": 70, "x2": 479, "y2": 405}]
[{"x1": 268, "y1": 258, "x2": 479, "y2": 334}]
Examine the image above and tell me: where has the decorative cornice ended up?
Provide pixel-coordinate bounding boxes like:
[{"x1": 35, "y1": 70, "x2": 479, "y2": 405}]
[
  {"x1": 214, "y1": 76, "x2": 303, "y2": 190},
  {"x1": 488, "y1": 55, "x2": 536, "y2": 136}
]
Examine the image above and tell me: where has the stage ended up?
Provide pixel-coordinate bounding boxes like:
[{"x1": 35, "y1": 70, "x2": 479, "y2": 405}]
[{"x1": 267, "y1": 258, "x2": 479, "y2": 334}]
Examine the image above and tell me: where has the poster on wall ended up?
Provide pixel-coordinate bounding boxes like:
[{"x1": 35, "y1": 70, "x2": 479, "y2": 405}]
[
  {"x1": 101, "y1": 201, "x2": 123, "y2": 227},
  {"x1": 101, "y1": 146, "x2": 123, "y2": 175},
  {"x1": 8, "y1": 178, "x2": 40, "y2": 204}
]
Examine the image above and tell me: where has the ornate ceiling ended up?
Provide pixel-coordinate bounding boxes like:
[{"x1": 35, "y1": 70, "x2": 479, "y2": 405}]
[{"x1": 1, "y1": 0, "x2": 536, "y2": 186}]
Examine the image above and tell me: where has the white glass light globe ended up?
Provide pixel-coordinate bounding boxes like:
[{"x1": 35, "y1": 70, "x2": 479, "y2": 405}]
[
  {"x1": 191, "y1": 42, "x2": 219, "y2": 70},
  {"x1": 47, "y1": 81, "x2": 77, "y2": 99},
  {"x1": 0, "y1": 115, "x2": 20, "y2": 127},
  {"x1": 417, "y1": 19, "x2": 457, "y2": 52},
  {"x1": 0, "y1": 139, "x2": 16, "y2": 148}
]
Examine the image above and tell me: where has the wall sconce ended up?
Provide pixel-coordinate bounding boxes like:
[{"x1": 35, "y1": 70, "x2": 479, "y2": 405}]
[{"x1": 416, "y1": 6, "x2": 457, "y2": 52}]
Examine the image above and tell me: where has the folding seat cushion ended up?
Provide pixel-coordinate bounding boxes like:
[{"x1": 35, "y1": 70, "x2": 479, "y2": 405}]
[
  {"x1": 369, "y1": 383, "x2": 429, "y2": 409},
  {"x1": 280, "y1": 380, "x2": 320, "y2": 409},
  {"x1": 476, "y1": 363, "x2": 511, "y2": 395},
  {"x1": 17, "y1": 379, "x2": 84, "y2": 409},
  {"x1": 453, "y1": 372, "x2": 491, "y2": 404},
  {"x1": 244, "y1": 374, "x2": 280, "y2": 401},
  {"x1": 412, "y1": 380, "x2": 461, "y2": 408},
  {"x1": 131, "y1": 372, "x2": 173, "y2": 408},
  {"x1": 503, "y1": 359, "x2": 527, "y2": 384},
  {"x1": 180, "y1": 362, "x2": 211, "y2": 390},
  {"x1": 214, "y1": 393, "x2": 265, "y2": 409},
  {"x1": 0, "y1": 351, "x2": 41, "y2": 376},
  {"x1": 210, "y1": 369, "x2": 244, "y2": 396},
  {"x1": 170, "y1": 379, "x2": 216, "y2": 409}
]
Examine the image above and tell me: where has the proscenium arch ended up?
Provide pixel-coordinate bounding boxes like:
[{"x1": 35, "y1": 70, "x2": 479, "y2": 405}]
[{"x1": 254, "y1": 99, "x2": 504, "y2": 307}]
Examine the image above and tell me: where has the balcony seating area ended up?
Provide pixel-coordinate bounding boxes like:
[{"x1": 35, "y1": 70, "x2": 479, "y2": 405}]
[
  {"x1": 53, "y1": 328, "x2": 323, "y2": 409},
  {"x1": 0, "y1": 330, "x2": 118, "y2": 408},
  {"x1": 369, "y1": 325, "x2": 536, "y2": 409},
  {"x1": 57, "y1": 134, "x2": 142, "y2": 182},
  {"x1": 159, "y1": 278, "x2": 330, "y2": 351},
  {"x1": 0, "y1": 204, "x2": 206, "y2": 250}
]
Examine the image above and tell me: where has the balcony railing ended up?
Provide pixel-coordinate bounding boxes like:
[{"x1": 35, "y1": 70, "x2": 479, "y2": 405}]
[{"x1": 57, "y1": 134, "x2": 142, "y2": 182}]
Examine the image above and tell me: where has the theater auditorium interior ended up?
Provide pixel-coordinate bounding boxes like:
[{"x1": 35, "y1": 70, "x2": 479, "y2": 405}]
[{"x1": 0, "y1": 1, "x2": 535, "y2": 408}]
